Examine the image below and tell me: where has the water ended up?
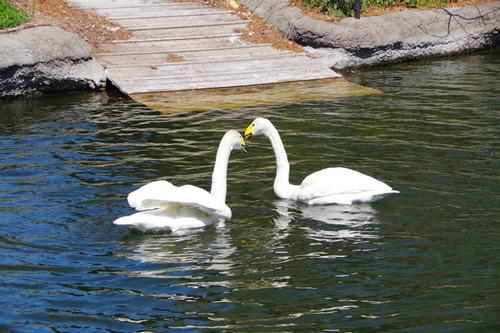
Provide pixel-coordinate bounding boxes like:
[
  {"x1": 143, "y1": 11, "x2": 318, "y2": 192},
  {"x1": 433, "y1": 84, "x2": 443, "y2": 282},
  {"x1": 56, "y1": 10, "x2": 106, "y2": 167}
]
[{"x1": 1, "y1": 49, "x2": 498, "y2": 332}]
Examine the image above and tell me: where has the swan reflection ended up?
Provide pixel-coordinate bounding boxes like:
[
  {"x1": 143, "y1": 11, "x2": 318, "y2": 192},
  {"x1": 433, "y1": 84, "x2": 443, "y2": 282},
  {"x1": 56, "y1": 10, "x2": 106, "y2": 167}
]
[
  {"x1": 116, "y1": 200, "x2": 380, "y2": 287},
  {"x1": 272, "y1": 199, "x2": 381, "y2": 242},
  {"x1": 117, "y1": 225, "x2": 293, "y2": 290},
  {"x1": 118, "y1": 223, "x2": 236, "y2": 277}
]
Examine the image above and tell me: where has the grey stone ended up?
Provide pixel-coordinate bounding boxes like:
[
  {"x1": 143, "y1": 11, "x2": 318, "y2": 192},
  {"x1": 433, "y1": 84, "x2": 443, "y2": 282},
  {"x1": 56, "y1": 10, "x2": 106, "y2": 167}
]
[{"x1": 0, "y1": 26, "x2": 106, "y2": 98}]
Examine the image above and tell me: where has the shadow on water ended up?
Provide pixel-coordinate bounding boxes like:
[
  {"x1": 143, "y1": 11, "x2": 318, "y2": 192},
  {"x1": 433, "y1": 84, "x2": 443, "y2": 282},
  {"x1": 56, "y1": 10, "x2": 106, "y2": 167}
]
[{"x1": 0, "y1": 49, "x2": 498, "y2": 332}]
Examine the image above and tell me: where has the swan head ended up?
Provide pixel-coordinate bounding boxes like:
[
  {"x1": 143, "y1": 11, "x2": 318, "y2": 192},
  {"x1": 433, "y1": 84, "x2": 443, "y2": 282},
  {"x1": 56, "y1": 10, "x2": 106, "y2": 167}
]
[
  {"x1": 244, "y1": 117, "x2": 271, "y2": 141},
  {"x1": 225, "y1": 129, "x2": 248, "y2": 154}
]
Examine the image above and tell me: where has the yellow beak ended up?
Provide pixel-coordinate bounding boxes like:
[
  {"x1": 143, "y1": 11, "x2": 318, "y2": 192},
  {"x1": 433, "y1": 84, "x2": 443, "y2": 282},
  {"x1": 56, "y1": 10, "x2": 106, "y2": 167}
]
[
  {"x1": 240, "y1": 137, "x2": 248, "y2": 153},
  {"x1": 244, "y1": 123, "x2": 253, "y2": 141}
]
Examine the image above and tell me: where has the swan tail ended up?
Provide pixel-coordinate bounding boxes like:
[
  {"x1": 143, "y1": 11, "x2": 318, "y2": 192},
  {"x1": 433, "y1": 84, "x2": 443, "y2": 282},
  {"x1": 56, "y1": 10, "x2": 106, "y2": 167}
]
[{"x1": 356, "y1": 190, "x2": 399, "y2": 203}]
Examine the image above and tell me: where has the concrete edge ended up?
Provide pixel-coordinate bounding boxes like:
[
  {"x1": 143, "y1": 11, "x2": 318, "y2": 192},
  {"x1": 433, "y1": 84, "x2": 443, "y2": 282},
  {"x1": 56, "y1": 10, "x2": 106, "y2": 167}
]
[{"x1": 238, "y1": 0, "x2": 500, "y2": 69}]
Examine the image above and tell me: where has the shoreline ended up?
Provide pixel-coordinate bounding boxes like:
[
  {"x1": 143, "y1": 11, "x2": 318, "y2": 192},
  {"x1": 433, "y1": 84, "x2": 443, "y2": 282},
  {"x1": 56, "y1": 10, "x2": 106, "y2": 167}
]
[
  {"x1": 238, "y1": 0, "x2": 500, "y2": 69},
  {"x1": 1, "y1": 0, "x2": 498, "y2": 98}
]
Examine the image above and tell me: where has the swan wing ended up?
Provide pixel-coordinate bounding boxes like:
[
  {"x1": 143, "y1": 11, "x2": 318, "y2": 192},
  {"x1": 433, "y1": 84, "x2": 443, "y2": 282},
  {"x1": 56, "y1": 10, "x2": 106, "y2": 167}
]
[
  {"x1": 127, "y1": 181, "x2": 230, "y2": 219},
  {"x1": 115, "y1": 184, "x2": 230, "y2": 231},
  {"x1": 142, "y1": 184, "x2": 230, "y2": 219},
  {"x1": 297, "y1": 167, "x2": 398, "y2": 204},
  {"x1": 127, "y1": 180, "x2": 176, "y2": 210}
]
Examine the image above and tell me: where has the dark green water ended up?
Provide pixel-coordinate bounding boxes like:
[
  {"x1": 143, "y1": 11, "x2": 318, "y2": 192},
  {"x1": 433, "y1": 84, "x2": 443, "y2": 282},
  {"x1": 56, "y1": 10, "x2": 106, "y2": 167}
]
[{"x1": 0, "y1": 49, "x2": 498, "y2": 332}]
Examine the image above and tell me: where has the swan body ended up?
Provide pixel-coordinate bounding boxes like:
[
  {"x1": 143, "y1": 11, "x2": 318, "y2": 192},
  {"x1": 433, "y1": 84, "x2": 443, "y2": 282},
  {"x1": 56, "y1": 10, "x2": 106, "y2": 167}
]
[
  {"x1": 244, "y1": 118, "x2": 398, "y2": 205},
  {"x1": 114, "y1": 130, "x2": 246, "y2": 232}
]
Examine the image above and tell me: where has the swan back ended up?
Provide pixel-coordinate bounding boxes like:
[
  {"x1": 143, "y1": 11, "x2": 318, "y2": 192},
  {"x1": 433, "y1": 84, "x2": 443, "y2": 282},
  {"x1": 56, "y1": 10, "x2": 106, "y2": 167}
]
[{"x1": 297, "y1": 167, "x2": 398, "y2": 204}]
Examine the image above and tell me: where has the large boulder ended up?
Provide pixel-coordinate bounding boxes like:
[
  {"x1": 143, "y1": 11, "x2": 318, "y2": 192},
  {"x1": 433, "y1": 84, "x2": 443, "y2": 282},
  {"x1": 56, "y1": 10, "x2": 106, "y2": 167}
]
[
  {"x1": 0, "y1": 26, "x2": 106, "y2": 98},
  {"x1": 238, "y1": 0, "x2": 500, "y2": 69}
]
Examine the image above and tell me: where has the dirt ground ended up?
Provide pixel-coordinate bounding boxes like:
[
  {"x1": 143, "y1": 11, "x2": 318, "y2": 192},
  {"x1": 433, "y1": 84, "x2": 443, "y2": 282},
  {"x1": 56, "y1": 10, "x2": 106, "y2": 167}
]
[
  {"x1": 4, "y1": 0, "x2": 131, "y2": 51},
  {"x1": 4, "y1": 0, "x2": 495, "y2": 53}
]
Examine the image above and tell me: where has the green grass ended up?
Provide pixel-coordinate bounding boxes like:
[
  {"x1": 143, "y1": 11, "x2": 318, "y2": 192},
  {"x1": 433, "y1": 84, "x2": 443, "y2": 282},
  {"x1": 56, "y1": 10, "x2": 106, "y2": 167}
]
[{"x1": 0, "y1": 0, "x2": 33, "y2": 29}]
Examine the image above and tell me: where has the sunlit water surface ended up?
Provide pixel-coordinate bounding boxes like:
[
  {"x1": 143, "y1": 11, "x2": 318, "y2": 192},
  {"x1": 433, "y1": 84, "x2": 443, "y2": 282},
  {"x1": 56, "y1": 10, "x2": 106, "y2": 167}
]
[{"x1": 1, "y1": 50, "x2": 498, "y2": 332}]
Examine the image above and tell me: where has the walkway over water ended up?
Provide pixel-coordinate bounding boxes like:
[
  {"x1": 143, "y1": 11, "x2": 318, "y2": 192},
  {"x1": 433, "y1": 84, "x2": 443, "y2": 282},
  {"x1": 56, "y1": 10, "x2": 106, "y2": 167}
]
[{"x1": 67, "y1": 0, "x2": 378, "y2": 111}]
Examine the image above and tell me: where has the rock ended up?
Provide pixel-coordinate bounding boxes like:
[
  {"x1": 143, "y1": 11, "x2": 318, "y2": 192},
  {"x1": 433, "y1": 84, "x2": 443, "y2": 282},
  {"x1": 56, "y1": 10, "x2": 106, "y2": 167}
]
[
  {"x1": 238, "y1": 0, "x2": 500, "y2": 69},
  {"x1": 0, "y1": 26, "x2": 106, "y2": 98}
]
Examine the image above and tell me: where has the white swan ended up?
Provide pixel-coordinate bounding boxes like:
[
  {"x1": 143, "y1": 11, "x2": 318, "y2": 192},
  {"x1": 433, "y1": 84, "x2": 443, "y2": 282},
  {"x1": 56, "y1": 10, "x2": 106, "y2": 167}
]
[
  {"x1": 113, "y1": 130, "x2": 247, "y2": 232},
  {"x1": 244, "y1": 118, "x2": 399, "y2": 205}
]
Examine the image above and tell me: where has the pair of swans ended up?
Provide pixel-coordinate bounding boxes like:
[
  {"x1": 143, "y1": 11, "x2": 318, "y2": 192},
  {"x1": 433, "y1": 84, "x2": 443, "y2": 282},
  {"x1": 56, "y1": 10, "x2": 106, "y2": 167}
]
[{"x1": 114, "y1": 118, "x2": 398, "y2": 232}]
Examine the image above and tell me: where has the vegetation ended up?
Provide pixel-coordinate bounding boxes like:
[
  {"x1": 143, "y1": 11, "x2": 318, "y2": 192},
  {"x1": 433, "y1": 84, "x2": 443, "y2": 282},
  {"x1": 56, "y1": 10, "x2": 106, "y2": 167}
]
[
  {"x1": 0, "y1": 0, "x2": 32, "y2": 29},
  {"x1": 301, "y1": 0, "x2": 458, "y2": 17}
]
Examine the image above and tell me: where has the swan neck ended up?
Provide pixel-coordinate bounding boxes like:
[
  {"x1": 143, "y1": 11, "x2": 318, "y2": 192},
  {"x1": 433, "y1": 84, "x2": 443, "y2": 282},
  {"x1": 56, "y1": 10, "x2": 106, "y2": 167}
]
[
  {"x1": 264, "y1": 123, "x2": 292, "y2": 195},
  {"x1": 210, "y1": 136, "x2": 231, "y2": 204}
]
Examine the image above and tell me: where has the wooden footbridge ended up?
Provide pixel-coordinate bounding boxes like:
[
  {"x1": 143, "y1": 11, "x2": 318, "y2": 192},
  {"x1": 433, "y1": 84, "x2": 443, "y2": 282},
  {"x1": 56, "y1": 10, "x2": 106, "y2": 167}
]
[{"x1": 66, "y1": 0, "x2": 380, "y2": 112}]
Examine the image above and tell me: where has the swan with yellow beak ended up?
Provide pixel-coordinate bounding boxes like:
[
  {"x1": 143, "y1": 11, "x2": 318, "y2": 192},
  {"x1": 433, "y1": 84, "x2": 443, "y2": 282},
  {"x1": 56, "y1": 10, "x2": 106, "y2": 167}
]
[
  {"x1": 114, "y1": 130, "x2": 247, "y2": 232},
  {"x1": 244, "y1": 118, "x2": 398, "y2": 205}
]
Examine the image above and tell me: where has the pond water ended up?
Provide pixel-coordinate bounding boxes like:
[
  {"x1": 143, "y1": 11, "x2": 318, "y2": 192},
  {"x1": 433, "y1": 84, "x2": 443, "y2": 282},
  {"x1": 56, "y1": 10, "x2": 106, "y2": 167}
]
[{"x1": 0, "y1": 49, "x2": 498, "y2": 332}]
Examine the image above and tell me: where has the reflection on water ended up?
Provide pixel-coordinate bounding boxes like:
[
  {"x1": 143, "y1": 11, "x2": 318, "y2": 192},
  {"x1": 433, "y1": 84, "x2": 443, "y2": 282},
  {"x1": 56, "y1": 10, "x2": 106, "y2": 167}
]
[
  {"x1": 273, "y1": 199, "x2": 380, "y2": 241},
  {"x1": 120, "y1": 224, "x2": 236, "y2": 272},
  {"x1": 0, "y1": 50, "x2": 498, "y2": 332}
]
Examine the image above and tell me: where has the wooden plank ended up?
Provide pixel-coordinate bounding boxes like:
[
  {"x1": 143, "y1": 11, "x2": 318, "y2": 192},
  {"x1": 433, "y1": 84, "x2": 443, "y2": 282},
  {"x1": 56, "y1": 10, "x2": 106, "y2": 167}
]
[
  {"x1": 105, "y1": 56, "x2": 333, "y2": 79},
  {"x1": 94, "y1": 7, "x2": 234, "y2": 19},
  {"x1": 111, "y1": 68, "x2": 341, "y2": 94},
  {"x1": 114, "y1": 33, "x2": 243, "y2": 44},
  {"x1": 97, "y1": 36, "x2": 262, "y2": 54},
  {"x1": 69, "y1": 0, "x2": 200, "y2": 9},
  {"x1": 130, "y1": 23, "x2": 248, "y2": 39},
  {"x1": 108, "y1": 14, "x2": 243, "y2": 30},
  {"x1": 97, "y1": 47, "x2": 301, "y2": 67}
]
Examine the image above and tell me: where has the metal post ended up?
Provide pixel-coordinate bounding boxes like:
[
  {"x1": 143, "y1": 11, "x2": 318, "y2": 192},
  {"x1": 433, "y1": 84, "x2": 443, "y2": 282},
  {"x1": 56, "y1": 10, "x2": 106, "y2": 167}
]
[{"x1": 354, "y1": 0, "x2": 361, "y2": 19}]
